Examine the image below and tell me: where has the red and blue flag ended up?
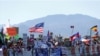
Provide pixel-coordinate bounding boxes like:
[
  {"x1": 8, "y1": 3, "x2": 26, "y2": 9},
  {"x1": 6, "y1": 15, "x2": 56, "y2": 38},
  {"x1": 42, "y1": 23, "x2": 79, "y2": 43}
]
[{"x1": 29, "y1": 22, "x2": 44, "y2": 33}]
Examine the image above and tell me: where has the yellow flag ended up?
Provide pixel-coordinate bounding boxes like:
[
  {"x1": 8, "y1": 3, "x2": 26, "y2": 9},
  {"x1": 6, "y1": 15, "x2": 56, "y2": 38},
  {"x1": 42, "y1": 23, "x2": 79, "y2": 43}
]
[
  {"x1": 91, "y1": 25, "x2": 98, "y2": 32},
  {"x1": 5, "y1": 34, "x2": 10, "y2": 40}
]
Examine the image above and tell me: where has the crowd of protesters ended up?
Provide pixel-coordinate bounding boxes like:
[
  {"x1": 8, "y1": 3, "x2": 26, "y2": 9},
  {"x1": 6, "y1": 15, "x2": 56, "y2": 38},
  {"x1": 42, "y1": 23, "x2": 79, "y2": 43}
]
[{"x1": 0, "y1": 33, "x2": 100, "y2": 56}]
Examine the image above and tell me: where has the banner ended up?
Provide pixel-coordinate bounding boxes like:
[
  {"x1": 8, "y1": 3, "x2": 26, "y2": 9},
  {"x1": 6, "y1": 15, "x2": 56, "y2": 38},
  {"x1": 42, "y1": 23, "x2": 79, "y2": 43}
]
[{"x1": 7, "y1": 27, "x2": 18, "y2": 36}]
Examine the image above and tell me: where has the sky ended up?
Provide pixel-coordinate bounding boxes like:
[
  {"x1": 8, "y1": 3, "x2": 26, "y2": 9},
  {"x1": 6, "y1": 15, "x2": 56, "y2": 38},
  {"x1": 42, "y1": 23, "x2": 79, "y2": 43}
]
[{"x1": 0, "y1": 0, "x2": 100, "y2": 25}]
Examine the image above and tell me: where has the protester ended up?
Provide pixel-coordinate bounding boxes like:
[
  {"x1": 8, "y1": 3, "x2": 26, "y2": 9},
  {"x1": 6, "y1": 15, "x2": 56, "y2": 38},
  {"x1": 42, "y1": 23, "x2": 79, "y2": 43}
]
[
  {"x1": 79, "y1": 42, "x2": 85, "y2": 56},
  {"x1": 2, "y1": 45, "x2": 8, "y2": 56}
]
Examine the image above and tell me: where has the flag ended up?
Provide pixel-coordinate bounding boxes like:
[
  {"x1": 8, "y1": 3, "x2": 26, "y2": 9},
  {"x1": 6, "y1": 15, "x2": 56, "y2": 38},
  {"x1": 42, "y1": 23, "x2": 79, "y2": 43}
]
[
  {"x1": 5, "y1": 34, "x2": 10, "y2": 40},
  {"x1": 0, "y1": 27, "x2": 4, "y2": 37},
  {"x1": 0, "y1": 27, "x2": 4, "y2": 45},
  {"x1": 91, "y1": 25, "x2": 98, "y2": 32},
  {"x1": 81, "y1": 38, "x2": 90, "y2": 44},
  {"x1": 70, "y1": 26, "x2": 74, "y2": 28},
  {"x1": 29, "y1": 22, "x2": 44, "y2": 33},
  {"x1": 14, "y1": 34, "x2": 20, "y2": 40},
  {"x1": 70, "y1": 32, "x2": 80, "y2": 41},
  {"x1": 0, "y1": 34, "x2": 3, "y2": 45}
]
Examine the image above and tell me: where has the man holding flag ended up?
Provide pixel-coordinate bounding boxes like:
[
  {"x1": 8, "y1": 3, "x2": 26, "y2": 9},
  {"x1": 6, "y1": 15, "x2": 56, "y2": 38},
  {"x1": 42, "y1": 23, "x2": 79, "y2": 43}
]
[
  {"x1": 29, "y1": 22, "x2": 44, "y2": 56},
  {"x1": 90, "y1": 25, "x2": 99, "y2": 56}
]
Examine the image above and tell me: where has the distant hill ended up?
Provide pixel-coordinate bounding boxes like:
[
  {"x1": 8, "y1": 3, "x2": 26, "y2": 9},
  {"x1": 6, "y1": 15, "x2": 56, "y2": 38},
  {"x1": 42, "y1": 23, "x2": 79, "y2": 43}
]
[{"x1": 12, "y1": 14, "x2": 100, "y2": 37}]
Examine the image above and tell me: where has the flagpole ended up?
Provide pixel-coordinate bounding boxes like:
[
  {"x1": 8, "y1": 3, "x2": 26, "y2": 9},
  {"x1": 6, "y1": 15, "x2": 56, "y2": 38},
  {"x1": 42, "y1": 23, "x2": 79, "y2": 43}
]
[
  {"x1": 90, "y1": 29, "x2": 92, "y2": 38},
  {"x1": 70, "y1": 26, "x2": 74, "y2": 46},
  {"x1": 71, "y1": 28, "x2": 74, "y2": 35},
  {"x1": 8, "y1": 19, "x2": 11, "y2": 27},
  {"x1": 90, "y1": 29, "x2": 92, "y2": 45},
  {"x1": 90, "y1": 28, "x2": 93, "y2": 54},
  {"x1": 70, "y1": 26, "x2": 74, "y2": 35}
]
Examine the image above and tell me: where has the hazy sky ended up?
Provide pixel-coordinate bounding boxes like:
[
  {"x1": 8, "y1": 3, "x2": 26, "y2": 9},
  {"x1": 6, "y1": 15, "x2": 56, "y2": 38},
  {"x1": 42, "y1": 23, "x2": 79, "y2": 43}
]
[{"x1": 0, "y1": 0, "x2": 100, "y2": 25}]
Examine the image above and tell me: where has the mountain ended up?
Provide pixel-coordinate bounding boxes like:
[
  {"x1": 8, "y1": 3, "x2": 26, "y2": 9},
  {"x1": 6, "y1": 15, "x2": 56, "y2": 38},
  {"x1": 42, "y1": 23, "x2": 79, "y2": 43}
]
[{"x1": 14, "y1": 14, "x2": 100, "y2": 37}]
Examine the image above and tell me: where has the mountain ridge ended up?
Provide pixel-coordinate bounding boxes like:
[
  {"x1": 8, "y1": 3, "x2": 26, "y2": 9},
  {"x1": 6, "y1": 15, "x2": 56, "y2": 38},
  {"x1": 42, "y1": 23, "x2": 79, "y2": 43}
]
[
  {"x1": 15, "y1": 14, "x2": 100, "y2": 25},
  {"x1": 1, "y1": 14, "x2": 100, "y2": 37}
]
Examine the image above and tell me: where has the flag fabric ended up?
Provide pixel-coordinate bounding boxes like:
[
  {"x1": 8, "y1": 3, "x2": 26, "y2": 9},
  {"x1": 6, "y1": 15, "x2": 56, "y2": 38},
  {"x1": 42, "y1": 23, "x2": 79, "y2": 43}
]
[
  {"x1": 14, "y1": 34, "x2": 20, "y2": 40},
  {"x1": 81, "y1": 38, "x2": 90, "y2": 45},
  {"x1": 5, "y1": 34, "x2": 10, "y2": 40},
  {"x1": 70, "y1": 26, "x2": 74, "y2": 28},
  {"x1": 0, "y1": 34, "x2": 3, "y2": 45},
  {"x1": 29, "y1": 22, "x2": 44, "y2": 33},
  {"x1": 91, "y1": 25, "x2": 98, "y2": 32},
  {"x1": 70, "y1": 32, "x2": 81, "y2": 46},
  {"x1": 0, "y1": 27, "x2": 4, "y2": 45},
  {"x1": 70, "y1": 32, "x2": 80, "y2": 41},
  {"x1": 0, "y1": 27, "x2": 4, "y2": 37}
]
